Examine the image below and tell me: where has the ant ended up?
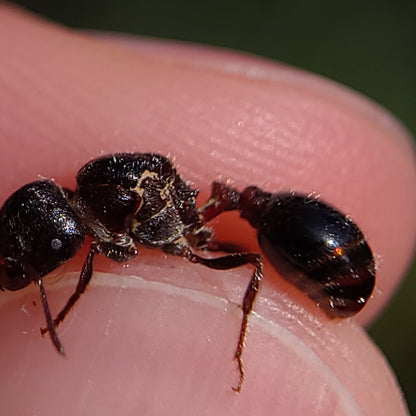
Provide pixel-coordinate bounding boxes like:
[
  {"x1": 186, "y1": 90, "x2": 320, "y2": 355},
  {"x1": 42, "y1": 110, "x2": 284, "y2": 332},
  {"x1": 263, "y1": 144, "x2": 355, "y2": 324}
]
[{"x1": 0, "y1": 153, "x2": 375, "y2": 392}]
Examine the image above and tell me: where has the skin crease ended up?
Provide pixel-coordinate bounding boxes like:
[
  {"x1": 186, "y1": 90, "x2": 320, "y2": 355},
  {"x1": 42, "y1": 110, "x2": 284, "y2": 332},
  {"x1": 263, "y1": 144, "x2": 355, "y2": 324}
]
[{"x1": 0, "y1": 4, "x2": 415, "y2": 416}]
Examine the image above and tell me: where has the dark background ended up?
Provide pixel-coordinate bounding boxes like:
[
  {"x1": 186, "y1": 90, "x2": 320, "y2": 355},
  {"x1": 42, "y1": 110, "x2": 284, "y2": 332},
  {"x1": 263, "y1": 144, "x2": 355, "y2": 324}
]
[{"x1": 8, "y1": 1, "x2": 416, "y2": 412}]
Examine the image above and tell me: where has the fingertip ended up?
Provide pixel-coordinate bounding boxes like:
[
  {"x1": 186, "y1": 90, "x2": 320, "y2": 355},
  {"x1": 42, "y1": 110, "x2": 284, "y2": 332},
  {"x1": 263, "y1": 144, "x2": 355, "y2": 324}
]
[{"x1": 1, "y1": 0, "x2": 415, "y2": 359}]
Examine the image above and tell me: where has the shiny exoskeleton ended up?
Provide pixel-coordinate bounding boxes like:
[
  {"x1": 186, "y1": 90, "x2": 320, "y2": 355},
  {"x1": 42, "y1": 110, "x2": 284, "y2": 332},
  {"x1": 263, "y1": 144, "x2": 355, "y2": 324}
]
[
  {"x1": 0, "y1": 153, "x2": 375, "y2": 393},
  {"x1": 238, "y1": 186, "x2": 376, "y2": 317}
]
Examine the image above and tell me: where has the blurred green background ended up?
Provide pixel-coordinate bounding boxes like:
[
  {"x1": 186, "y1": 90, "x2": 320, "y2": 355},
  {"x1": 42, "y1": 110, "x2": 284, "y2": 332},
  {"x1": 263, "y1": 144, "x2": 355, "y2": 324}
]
[{"x1": 8, "y1": 0, "x2": 416, "y2": 412}]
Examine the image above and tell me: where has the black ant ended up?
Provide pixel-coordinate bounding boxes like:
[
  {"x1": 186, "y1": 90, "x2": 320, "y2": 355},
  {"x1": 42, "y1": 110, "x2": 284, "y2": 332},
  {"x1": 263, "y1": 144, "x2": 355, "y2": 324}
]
[{"x1": 0, "y1": 153, "x2": 375, "y2": 392}]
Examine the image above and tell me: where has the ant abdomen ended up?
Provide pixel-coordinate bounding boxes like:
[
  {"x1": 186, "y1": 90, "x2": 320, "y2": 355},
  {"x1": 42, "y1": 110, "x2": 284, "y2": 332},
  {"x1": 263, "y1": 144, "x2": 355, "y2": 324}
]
[{"x1": 238, "y1": 186, "x2": 376, "y2": 317}]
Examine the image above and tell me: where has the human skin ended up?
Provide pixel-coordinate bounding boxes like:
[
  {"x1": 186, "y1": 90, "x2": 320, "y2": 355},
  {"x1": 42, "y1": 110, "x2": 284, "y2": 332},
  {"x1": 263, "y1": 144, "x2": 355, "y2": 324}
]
[{"x1": 0, "y1": 4, "x2": 415, "y2": 416}]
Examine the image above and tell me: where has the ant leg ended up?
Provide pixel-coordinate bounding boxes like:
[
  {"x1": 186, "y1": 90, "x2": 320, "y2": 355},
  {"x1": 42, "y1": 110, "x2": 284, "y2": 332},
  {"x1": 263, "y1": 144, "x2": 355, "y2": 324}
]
[
  {"x1": 36, "y1": 278, "x2": 65, "y2": 355},
  {"x1": 0, "y1": 259, "x2": 65, "y2": 354},
  {"x1": 42, "y1": 237, "x2": 138, "y2": 334},
  {"x1": 185, "y1": 249, "x2": 263, "y2": 392},
  {"x1": 198, "y1": 182, "x2": 240, "y2": 222},
  {"x1": 41, "y1": 242, "x2": 100, "y2": 334}
]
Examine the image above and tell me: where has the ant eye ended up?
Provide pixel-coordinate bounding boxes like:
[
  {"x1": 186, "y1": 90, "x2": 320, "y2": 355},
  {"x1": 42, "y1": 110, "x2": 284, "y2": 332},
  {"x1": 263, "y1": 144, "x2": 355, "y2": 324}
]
[{"x1": 50, "y1": 238, "x2": 63, "y2": 251}]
